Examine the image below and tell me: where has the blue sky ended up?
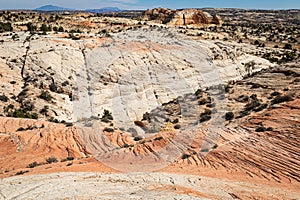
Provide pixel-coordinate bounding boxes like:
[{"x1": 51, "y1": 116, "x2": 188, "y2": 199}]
[{"x1": 0, "y1": 0, "x2": 299, "y2": 10}]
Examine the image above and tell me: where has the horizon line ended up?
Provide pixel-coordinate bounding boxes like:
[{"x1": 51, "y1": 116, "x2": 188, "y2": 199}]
[{"x1": 1, "y1": 6, "x2": 300, "y2": 11}]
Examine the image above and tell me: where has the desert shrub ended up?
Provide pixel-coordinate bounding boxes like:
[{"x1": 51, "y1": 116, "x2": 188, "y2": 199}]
[
  {"x1": 134, "y1": 120, "x2": 146, "y2": 127},
  {"x1": 17, "y1": 127, "x2": 26, "y2": 131},
  {"x1": 254, "y1": 103, "x2": 268, "y2": 112},
  {"x1": 174, "y1": 124, "x2": 181, "y2": 129},
  {"x1": 134, "y1": 136, "x2": 143, "y2": 141},
  {"x1": 21, "y1": 101, "x2": 34, "y2": 112},
  {"x1": 198, "y1": 98, "x2": 209, "y2": 105},
  {"x1": 225, "y1": 112, "x2": 234, "y2": 121},
  {"x1": 181, "y1": 153, "x2": 191, "y2": 159},
  {"x1": 103, "y1": 127, "x2": 114, "y2": 132},
  {"x1": 69, "y1": 29, "x2": 82, "y2": 33},
  {"x1": 67, "y1": 156, "x2": 74, "y2": 161},
  {"x1": 15, "y1": 170, "x2": 29, "y2": 175},
  {"x1": 62, "y1": 80, "x2": 69, "y2": 87},
  {"x1": 255, "y1": 126, "x2": 266, "y2": 132},
  {"x1": 101, "y1": 109, "x2": 113, "y2": 122},
  {"x1": 69, "y1": 33, "x2": 80, "y2": 40},
  {"x1": 40, "y1": 23, "x2": 51, "y2": 32},
  {"x1": 212, "y1": 144, "x2": 218, "y2": 149},
  {"x1": 25, "y1": 22, "x2": 37, "y2": 32},
  {"x1": 7, "y1": 109, "x2": 38, "y2": 119},
  {"x1": 200, "y1": 109, "x2": 212, "y2": 122},
  {"x1": 172, "y1": 118, "x2": 179, "y2": 124},
  {"x1": 39, "y1": 105, "x2": 49, "y2": 115},
  {"x1": 236, "y1": 95, "x2": 249, "y2": 103},
  {"x1": 46, "y1": 157, "x2": 58, "y2": 164},
  {"x1": 244, "y1": 99, "x2": 261, "y2": 111},
  {"x1": 154, "y1": 136, "x2": 163, "y2": 141},
  {"x1": 62, "y1": 156, "x2": 74, "y2": 162},
  {"x1": 0, "y1": 22, "x2": 13, "y2": 32},
  {"x1": 123, "y1": 144, "x2": 133, "y2": 148},
  {"x1": 271, "y1": 95, "x2": 293, "y2": 105},
  {"x1": 0, "y1": 94, "x2": 8, "y2": 102},
  {"x1": 194, "y1": 88, "x2": 203, "y2": 97},
  {"x1": 237, "y1": 110, "x2": 250, "y2": 118},
  {"x1": 58, "y1": 26, "x2": 64, "y2": 32},
  {"x1": 49, "y1": 117, "x2": 60, "y2": 123},
  {"x1": 250, "y1": 94, "x2": 258, "y2": 100},
  {"x1": 65, "y1": 122, "x2": 73, "y2": 127},
  {"x1": 142, "y1": 112, "x2": 151, "y2": 121},
  {"x1": 206, "y1": 103, "x2": 216, "y2": 108},
  {"x1": 273, "y1": 69, "x2": 299, "y2": 77},
  {"x1": 28, "y1": 161, "x2": 39, "y2": 168},
  {"x1": 270, "y1": 91, "x2": 280, "y2": 96},
  {"x1": 283, "y1": 43, "x2": 292, "y2": 50},
  {"x1": 39, "y1": 90, "x2": 52, "y2": 101},
  {"x1": 200, "y1": 148, "x2": 209, "y2": 152},
  {"x1": 49, "y1": 83, "x2": 58, "y2": 92}
]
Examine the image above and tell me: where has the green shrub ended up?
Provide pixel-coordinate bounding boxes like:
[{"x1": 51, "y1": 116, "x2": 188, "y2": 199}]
[
  {"x1": 0, "y1": 94, "x2": 8, "y2": 102},
  {"x1": 7, "y1": 109, "x2": 38, "y2": 119},
  {"x1": 244, "y1": 100, "x2": 260, "y2": 111},
  {"x1": 254, "y1": 103, "x2": 268, "y2": 112},
  {"x1": 15, "y1": 170, "x2": 29, "y2": 175},
  {"x1": 40, "y1": 23, "x2": 51, "y2": 32},
  {"x1": 46, "y1": 157, "x2": 58, "y2": 164},
  {"x1": 0, "y1": 22, "x2": 13, "y2": 32},
  {"x1": 17, "y1": 127, "x2": 26, "y2": 131},
  {"x1": 28, "y1": 161, "x2": 39, "y2": 168},
  {"x1": 271, "y1": 95, "x2": 293, "y2": 105},
  {"x1": 237, "y1": 110, "x2": 250, "y2": 118},
  {"x1": 39, "y1": 105, "x2": 49, "y2": 115},
  {"x1": 270, "y1": 91, "x2": 280, "y2": 96},
  {"x1": 67, "y1": 156, "x2": 74, "y2": 161},
  {"x1": 283, "y1": 43, "x2": 292, "y2": 50},
  {"x1": 200, "y1": 109, "x2": 212, "y2": 122},
  {"x1": 101, "y1": 109, "x2": 113, "y2": 123},
  {"x1": 181, "y1": 154, "x2": 191, "y2": 159},
  {"x1": 236, "y1": 95, "x2": 249, "y2": 103},
  {"x1": 174, "y1": 124, "x2": 181, "y2": 129},
  {"x1": 103, "y1": 127, "x2": 114, "y2": 132},
  {"x1": 26, "y1": 22, "x2": 37, "y2": 32},
  {"x1": 154, "y1": 136, "x2": 163, "y2": 141},
  {"x1": 225, "y1": 112, "x2": 234, "y2": 121},
  {"x1": 255, "y1": 126, "x2": 266, "y2": 132},
  {"x1": 39, "y1": 90, "x2": 52, "y2": 101},
  {"x1": 49, "y1": 83, "x2": 58, "y2": 92}
]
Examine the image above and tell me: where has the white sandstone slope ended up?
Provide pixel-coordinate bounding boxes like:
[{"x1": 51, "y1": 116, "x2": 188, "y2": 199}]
[
  {"x1": 0, "y1": 28, "x2": 273, "y2": 123},
  {"x1": 1, "y1": 172, "x2": 298, "y2": 200}
]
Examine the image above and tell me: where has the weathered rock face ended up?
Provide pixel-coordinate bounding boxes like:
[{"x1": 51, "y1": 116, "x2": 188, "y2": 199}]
[
  {"x1": 0, "y1": 28, "x2": 272, "y2": 124},
  {"x1": 143, "y1": 8, "x2": 223, "y2": 26}
]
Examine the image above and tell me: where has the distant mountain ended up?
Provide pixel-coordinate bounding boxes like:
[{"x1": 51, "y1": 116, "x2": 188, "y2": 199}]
[
  {"x1": 34, "y1": 5, "x2": 121, "y2": 13},
  {"x1": 35, "y1": 5, "x2": 73, "y2": 11},
  {"x1": 85, "y1": 7, "x2": 121, "y2": 13}
]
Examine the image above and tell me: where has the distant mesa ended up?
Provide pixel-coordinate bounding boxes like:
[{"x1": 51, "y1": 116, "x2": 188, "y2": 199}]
[
  {"x1": 85, "y1": 7, "x2": 122, "y2": 14},
  {"x1": 35, "y1": 5, "x2": 73, "y2": 11},
  {"x1": 143, "y1": 8, "x2": 223, "y2": 26},
  {"x1": 34, "y1": 5, "x2": 121, "y2": 13}
]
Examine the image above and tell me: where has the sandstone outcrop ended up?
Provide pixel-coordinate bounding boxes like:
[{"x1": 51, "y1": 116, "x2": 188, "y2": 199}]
[
  {"x1": 0, "y1": 53, "x2": 299, "y2": 199},
  {"x1": 0, "y1": 28, "x2": 272, "y2": 126},
  {"x1": 143, "y1": 8, "x2": 223, "y2": 26}
]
